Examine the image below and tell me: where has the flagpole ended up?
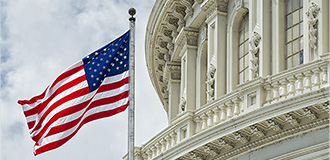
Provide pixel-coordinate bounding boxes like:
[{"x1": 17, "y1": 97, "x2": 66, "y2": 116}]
[{"x1": 128, "y1": 8, "x2": 136, "y2": 160}]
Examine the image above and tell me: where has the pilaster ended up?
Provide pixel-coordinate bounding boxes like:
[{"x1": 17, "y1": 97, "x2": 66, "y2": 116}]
[
  {"x1": 258, "y1": 0, "x2": 271, "y2": 77},
  {"x1": 164, "y1": 62, "x2": 181, "y2": 122},
  {"x1": 203, "y1": 0, "x2": 228, "y2": 100},
  {"x1": 272, "y1": 0, "x2": 286, "y2": 73},
  {"x1": 176, "y1": 27, "x2": 199, "y2": 112}
]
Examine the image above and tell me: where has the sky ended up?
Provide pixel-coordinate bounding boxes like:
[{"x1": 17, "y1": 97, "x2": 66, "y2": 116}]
[{"x1": 0, "y1": 0, "x2": 168, "y2": 160}]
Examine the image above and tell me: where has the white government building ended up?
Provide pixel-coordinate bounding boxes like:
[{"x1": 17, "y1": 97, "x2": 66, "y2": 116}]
[{"x1": 125, "y1": 0, "x2": 330, "y2": 159}]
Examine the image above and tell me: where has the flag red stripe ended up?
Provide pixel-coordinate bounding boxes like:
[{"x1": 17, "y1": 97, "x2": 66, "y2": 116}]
[
  {"x1": 17, "y1": 86, "x2": 48, "y2": 105},
  {"x1": 97, "y1": 77, "x2": 129, "y2": 92},
  {"x1": 23, "y1": 75, "x2": 87, "y2": 117},
  {"x1": 31, "y1": 88, "x2": 90, "y2": 142},
  {"x1": 18, "y1": 64, "x2": 83, "y2": 106},
  {"x1": 31, "y1": 77, "x2": 129, "y2": 142},
  {"x1": 49, "y1": 64, "x2": 84, "y2": 91},
  {"x1": 34, "y1": 103, "x2": 129, "y2": 155},
  {"x1": 31, "y1": 87, "x2": 90, "y2": 135},
  {"x1": 37, "y1": 74, "x2": 87, "y2": 114},
  {"x1": 28, "y1": 121, "x2": 36, "y2": 129},
  {"x1": 45, "y1": 91, "x2": 129, "y2": 137}
]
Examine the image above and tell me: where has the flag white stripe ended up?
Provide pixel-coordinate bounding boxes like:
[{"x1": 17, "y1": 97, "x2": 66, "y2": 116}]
[
  {"x1": 38, "y1": 80, "x2": 88, "y2": 119},
  {"x1": 22, "y1": 68, "x2": 85, "y2": 112},
  {"x1": 24, "y1": 69, "x2": 128, "y2": 113},
  {"x1": 102, "y1": 70, "x2": 129, "y2": 85},
  {"x1": 34, "y1": 97, "x2": 129, "y2": 149},
  {"x1": 61, "y1": 61, "x2": 83, "y2": 75},
  {"x1": 32, "y1": 81, "x2": 129, "y2": 137},
  {"x1": 22, "y1": 99, "x2": 43, "y2": 112},
  {"x1": 26, "y1": 114, "x2": 37, "y2": 123},
  {"x1": 32, "y1": 71, "x2": 129, "y2": 132}
]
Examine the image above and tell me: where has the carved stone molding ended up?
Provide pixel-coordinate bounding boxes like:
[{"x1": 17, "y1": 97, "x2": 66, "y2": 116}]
[
  {"x1": 233, "y1": 132, "x2": 249, "y2": 144},
  {"x1": 218, "y1": 138, "x2": 234, "y2": 150},
  {"x1": 306, "y1": 2, "x2": 320, "y2": 49},
  {"x1": 203, "y1": 144, "x2": 218, "y2": 157},
  {"x1": 303, "y1": 108, "x2": 317, "y2": 120},
  {"x1": 189, "y1": 151, "x2": 205, "y2": 160},
  {"x1": 181, "y1": 0, "x2": 194, "y2": 20},
  {"x1": 250, "y1": 31, "x2": 261, "y2": 79},
  {"x1": 175, "y1": 27, "x2": 199, "y2": 48},
  {"x1": 163, "y1": 62, "x2": 181, "y2": 83},
  {"x1": 215, "y1": 118, "x2": 329, "y2": 160},
  {"x1": 267, "y1": 119, "x2": 282, "y2": 132},
  {"x1": 171, "y1": 4, "x2": 187, "y2": 32},
  {"x1": 202, "y1": 0, "x2": 229, "y2": 18},
  {"x1": 285, "y1": 113, "x2": 300, "y2": 127},
  {"x1": 250, "y1": 125, "x2": 265, "y2": 138}
]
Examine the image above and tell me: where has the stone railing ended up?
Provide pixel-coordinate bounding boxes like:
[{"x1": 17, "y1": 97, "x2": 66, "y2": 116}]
[
  {"x1": 193, "y1": 91, "x2": 243, "y2": 134},
  {"x1": 139, "y1": 124, "x2": 180, "y2": 159},
  {"x1": 132, "y1": 58, "x2": 329, "y2": 160},
  {"x1": 263, "y1": 59, "x2": 328, "y2": 105}
]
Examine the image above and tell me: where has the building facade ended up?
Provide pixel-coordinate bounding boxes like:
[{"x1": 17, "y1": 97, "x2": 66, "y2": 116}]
[{"x1": 125, "y1": 0, "x2": 330, "y2": 159}]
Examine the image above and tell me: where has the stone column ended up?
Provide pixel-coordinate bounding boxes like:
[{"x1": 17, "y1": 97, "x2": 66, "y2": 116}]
[
  {"x1": 319, "y1": 0, "x2": 329, "y2": 56},
  {"x1": 257, "y1": 0, "x2": 271, "y2": 77},
  {"x1": 206, "y1": 110, "x2": 214, "y2": 127},
  {"x1": 164, "y1": 62, "x2": 181, "y2": 122},
  {"x1": 170, "y1": 131, "x2": 177, "y2": 146},
  {"x1": 212, "y1": 107, "x2": 221, "y2": 124},
  {"x1": 202, "y1": 0, "x2": 227, "y2": 96},
  {"x1": 165, "y1": 135, "x2": 172, "y2": 150},
  {"x1": 272, "y1": 0, "x2": 286, "y2": 73},
  {"x1": 175, "y1": 27, "x2": 199, "y2": 111},
  {"x1": 194, "y1": 116, "x2": 202, "y2": 133}
]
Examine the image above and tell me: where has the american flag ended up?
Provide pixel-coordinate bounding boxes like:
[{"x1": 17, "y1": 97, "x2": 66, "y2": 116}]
[{"x1": 18, "y1": 31, "x2": 130, "y2": 155}]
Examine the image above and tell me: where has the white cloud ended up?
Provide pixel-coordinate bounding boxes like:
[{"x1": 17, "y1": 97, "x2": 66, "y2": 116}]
[{"x1": 1, "y1": 0, "x2": 167, "y2": 159}]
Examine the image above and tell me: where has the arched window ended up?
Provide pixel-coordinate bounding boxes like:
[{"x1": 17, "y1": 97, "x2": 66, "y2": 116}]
[
  {"x1": 238, "y1": 13, "x2": 249, "y2": 84},
  {"x1": 285, "y1": 0, "x2": 303, "y2": 69}
]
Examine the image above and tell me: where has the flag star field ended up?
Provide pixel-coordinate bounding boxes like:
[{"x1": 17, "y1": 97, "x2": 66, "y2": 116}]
[{"x1": 83, "y1": 31, "x2": 129, "y2": 92}]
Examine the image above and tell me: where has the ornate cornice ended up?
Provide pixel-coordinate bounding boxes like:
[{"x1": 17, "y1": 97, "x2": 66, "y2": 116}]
[
  {"x1": 177, "y1": 102, "x2": 329, "y2": 160},
  {"x1": 145, "y1": 0, "x2": 202, "y2": 110},
  {"x1": 215, "y1": 118, "x2": 329, "y2": 160},
  {"x1": 175, "y1": 27, "x2": 199, "y2": 50},
  {"x1": 201, "y1": 0, "x2": 229, "y2": 20}
]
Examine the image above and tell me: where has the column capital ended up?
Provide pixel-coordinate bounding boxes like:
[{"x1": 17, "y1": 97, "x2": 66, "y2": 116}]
[
  {"x1": 202, "y1": 0, "x2": 229, "y2": 21},
  {"x1": 175, "y1": 27, "x2": 199, "y2": 50},
  {"x1": 163, "y1": 62, "x2": 181, "y2": 84}
]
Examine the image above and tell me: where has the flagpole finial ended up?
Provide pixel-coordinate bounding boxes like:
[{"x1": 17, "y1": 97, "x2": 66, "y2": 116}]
[{"x1": 128, "y1": 8, "x2": 136, "y2": 21}]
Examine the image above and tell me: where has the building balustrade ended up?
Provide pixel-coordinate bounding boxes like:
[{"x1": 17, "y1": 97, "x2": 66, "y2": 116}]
[
  {"x1": 134, "y1": 59, "x2": 328, "y2": 159},
  {"x1": 265, "y1": 59, "x2": 328, "y2": 105}
]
